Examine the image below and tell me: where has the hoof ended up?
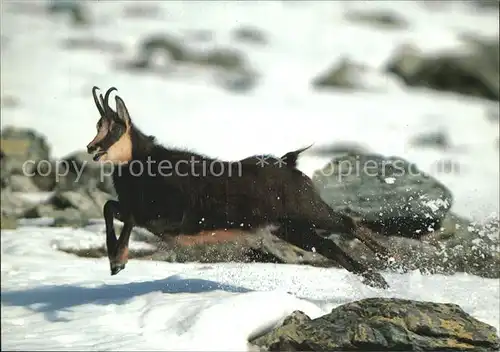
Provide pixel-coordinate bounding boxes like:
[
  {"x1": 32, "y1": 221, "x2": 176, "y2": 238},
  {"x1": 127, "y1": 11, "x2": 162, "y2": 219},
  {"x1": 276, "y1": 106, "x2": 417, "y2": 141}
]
[{"x1": 110, "y1": 263, "x2": 126, "y2": 276}]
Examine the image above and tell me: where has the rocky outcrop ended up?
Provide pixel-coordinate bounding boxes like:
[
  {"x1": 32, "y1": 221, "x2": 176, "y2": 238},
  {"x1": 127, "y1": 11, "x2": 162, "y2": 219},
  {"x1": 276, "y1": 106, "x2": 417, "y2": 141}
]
[
  {"x1": 330, "y1": 212, "x2": 499, "y2": 278},
  {"x1": 23, "y1": 184, "x2": 113, "y2": 227},
  {"x1": 311, "y1": 58, "x2": 399, "y2": 92},
  {"x1": 117, "y1": 34, "x2": 258, "y2": 93},
  {"x1": 386, "y1": 38, "x2": 499, "y2": 101},
  {"x1": 1, "y1": 127, "x2": 51, "y2": 176},
  {"x1": 409, "y1": 130, "x2": 452, "y2": 150},
  {"x1": 250, "y1": 297, "x2": 500, "y2": 351},
  {"x1": 31, "y1": 149, "x2": 115, "y2": 195},
  {"x1": 344, "y1": 10, "x2": 408, "y2": 29},
  {"x1": 312, "y1": 152, "x2": 499, "y2": 278},
  {"x1": 232, "y1": 26, "x2": 267, "y2": 45},
  {"x1": 312, "y1": 152, "x2": 453, "y2": 238}
]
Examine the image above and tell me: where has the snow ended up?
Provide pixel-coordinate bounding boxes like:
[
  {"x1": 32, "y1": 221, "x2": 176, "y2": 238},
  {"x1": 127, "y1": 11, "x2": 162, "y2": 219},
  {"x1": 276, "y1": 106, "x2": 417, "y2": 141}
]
[
  {"x1": 2, "y1": 225, "x2": 499, "y2": 351},
  {"x1": 1, "y1": 1, "x2": 499, "y2": 350}
]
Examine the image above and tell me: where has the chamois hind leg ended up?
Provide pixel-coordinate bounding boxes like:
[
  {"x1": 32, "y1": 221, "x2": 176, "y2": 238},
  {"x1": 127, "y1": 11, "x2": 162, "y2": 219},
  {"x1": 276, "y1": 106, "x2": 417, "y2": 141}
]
[
  {"x1": 274, "y1": 220, "x2": 389, "y2": 289},
  {"x1": 303, "y1": 194, "x2": 392, "y2": 261},
  {"x1": 103, "y1": 200, "x2": 133, "y2": 275}
]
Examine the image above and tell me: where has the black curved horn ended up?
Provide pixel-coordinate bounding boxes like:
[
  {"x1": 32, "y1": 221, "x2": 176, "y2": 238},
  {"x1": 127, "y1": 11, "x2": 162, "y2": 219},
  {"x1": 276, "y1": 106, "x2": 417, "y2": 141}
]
[
  {"x1": 92, "y1": 86, "x2": 105, "y2": 116},
  {"x1": 103, "y1": 87, "x2": 118, "y2": 114}
]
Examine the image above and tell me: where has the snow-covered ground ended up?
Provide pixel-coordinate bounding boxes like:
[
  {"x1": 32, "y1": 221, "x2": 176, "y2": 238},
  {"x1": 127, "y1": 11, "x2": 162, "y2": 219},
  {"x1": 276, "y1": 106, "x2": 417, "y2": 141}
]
[
  {"x1": 2, "y1": 224, "x2": 499, "y2": 351},
  {"x1": 1, "y1": 1, "x2": 499, "y2": 350}
]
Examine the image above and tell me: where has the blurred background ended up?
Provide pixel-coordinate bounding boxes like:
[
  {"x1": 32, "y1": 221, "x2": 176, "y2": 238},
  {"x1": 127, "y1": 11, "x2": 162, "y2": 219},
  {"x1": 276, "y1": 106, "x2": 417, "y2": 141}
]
[{"x1": 1, "y1": 0, "x2": 499, "y2": 226}]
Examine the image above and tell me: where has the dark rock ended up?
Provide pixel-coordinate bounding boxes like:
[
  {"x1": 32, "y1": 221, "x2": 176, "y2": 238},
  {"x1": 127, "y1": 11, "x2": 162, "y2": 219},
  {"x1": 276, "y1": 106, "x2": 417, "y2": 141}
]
[
  {"x1": 1, "y1": 188, "x2": 37, "y2": 218},
  {"x1": 192, "y1": 47, "x2": 248, "y2": 71},
  {"x1": 345, "y1": 10, "x2": 408, "y2": 29},
  {"x1": 471, "y1": 0, "x2": 500, "y2": 10},
  {"x1": 24, "y1": 185, "x2": 112, "y2": 226},
  {"x1": 121, "y1": 34, "x2": 257, "y2": 92},
  {"x1": 30, "y1": 160, "x2": 56, "y2": 192},
  {"x1": 386, "y1": 40, "x2": 499, "y2": 101},
  {"x1": 0, "y1": 126, "x2": 51, "y2": 175},
  {"x1": 329, "y1": 212, "x2": 500, "y2": 278},
  {"x1": 213, "y1": 69, "x2": 258, "y2": 93},
  {"x1": 410, "y1": 130, "x2": 451, "y2": 150},
  {"x1": 47, "y1": 0, "x2": 89, "y2": 26},
  {"x1": 311, "y1": 59, "x2": 370, "y2": 91},
  {"x1": 123, "y1": 34, "x2": 188, "y2": 71},
  {"x1": 250, "y1": 297, "x2": 500, "y2": 351},
  {"x1": 311, "y1": 58, "x2": 394, "y2": 92},
  {"x1": 1, "y1": 149, "x2": 9, "y2": 189},
  {"x1": 52, "y1": 208, "x2": 91, "y2": 228},
  {"x1": 312, "y1": 153, "x2": 453, "y2": 238},
  {"x1": 118, "y1": 33, "x2": 258, "y2": 92},
  {"x1": 232, "y1": 26, "x2": 267, "y2": 45},
  {"x1": 57, "y1": 150, "x2": 115, "y2": 195},
  {"x1": 31, "y1": 150, "x2": 115, "y2": 195},
  {"x1": 132, "y1": 34, "x2": 251, "y2": 72}
]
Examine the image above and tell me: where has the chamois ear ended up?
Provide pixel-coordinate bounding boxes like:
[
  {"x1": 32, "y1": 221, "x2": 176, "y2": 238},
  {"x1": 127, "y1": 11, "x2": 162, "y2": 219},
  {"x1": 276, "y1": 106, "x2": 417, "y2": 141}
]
[{"x1": 115, "y1": 96, "x2": 132, "y2": 128}]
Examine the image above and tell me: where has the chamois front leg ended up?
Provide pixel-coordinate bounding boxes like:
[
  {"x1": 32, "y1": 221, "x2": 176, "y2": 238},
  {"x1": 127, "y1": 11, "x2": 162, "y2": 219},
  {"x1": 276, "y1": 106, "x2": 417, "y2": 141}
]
[
  {"x1": 103, "y1": 200, "x2": 121, "y2": 259},
  {"x1": 109, "y1": 219, "x2": 134, "y2": 275},
  {"x1": 103, "y1": 200, "x2": 133, "y2": 275}
]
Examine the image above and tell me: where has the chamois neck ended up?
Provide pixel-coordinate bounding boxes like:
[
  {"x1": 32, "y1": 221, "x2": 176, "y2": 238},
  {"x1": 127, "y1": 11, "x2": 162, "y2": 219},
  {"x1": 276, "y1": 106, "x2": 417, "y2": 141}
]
[{"x1": 130, "y1": 125, "x2": 157, "y2": 160}]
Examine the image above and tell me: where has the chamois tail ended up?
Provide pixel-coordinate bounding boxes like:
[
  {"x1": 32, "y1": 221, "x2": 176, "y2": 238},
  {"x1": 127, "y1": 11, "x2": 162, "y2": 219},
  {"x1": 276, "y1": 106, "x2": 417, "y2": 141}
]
[{"x1": 280, "y1": 144, "x2": 313, "y2": 168}]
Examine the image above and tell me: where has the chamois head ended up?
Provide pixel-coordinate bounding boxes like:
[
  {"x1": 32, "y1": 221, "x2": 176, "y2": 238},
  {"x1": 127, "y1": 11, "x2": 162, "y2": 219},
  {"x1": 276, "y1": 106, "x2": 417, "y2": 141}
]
[{"x1": 87, "y1": 86, "x2": 133, "y2": 164}]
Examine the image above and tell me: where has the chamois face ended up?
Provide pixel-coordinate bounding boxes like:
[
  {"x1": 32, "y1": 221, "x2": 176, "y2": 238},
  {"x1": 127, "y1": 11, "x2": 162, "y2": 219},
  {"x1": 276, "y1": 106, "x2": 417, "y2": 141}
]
[{"x1": 87, "y1": 87, "x2": 133, "y2": 164}]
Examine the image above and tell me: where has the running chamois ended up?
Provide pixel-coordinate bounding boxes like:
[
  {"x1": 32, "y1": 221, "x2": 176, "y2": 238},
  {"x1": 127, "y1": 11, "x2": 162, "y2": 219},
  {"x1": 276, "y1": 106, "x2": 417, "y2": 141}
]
[{"x1": 86, "y1": 86, "x2": 392, "y2": 289}]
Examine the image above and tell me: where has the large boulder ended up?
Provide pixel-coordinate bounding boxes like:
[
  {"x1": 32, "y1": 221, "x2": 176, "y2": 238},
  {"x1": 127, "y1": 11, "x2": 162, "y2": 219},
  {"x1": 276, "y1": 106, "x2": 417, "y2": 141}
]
[
  {"x1": 312, "y1": 152, "x2": 453, "y2": 238},
  {"x1": 118, "y1": 33, "x2": 258, "y2": 93},
  {"x1": 250, "y1": 297, "x2": 500, "y2": 351},
  {"x1": 0, "y1": 127, "x2": 51, "y2": 177},
  {"x1": 231, "y1": 26, "x2": 267, "y2": 45},
  {"x1": 329, "y1": 212, "x2": 499, "y2": 278},
  {"x1": 1, "y1": 187, "x2": 39, "y2": 219},
  {"x1": 311, "y1": 152, "x2": 499, "y2": 278},
  {"x1": 344, "y1": 9, "x2": 408, "y2": 30},
  {"x1": 386, "y1": 38, "x2": 499, "y2": 101},
  {"x1": 24, "y1": 184, "x2": 113, "y2": 227},
  {"x1": 311, "y1": 58, "x2": 400, "y2": 92},
  {"x1": 31, "y1": 150, "x2": 115, "y2": 195}
]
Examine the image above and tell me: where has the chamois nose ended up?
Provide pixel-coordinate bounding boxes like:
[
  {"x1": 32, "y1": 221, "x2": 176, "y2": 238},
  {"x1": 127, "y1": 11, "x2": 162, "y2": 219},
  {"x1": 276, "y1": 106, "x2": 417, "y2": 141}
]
[
  {"x1": 110, "y1": 263, "x2": 126, "y2": 276},
  {"x1": 87, "y1": 144, "x2": 97, "y2": 154}
]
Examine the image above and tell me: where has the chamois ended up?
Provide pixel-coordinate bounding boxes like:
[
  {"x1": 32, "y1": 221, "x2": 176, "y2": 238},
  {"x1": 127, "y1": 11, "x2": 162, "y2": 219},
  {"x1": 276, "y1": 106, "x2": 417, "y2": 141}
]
[{"x1": 87, "y1": 86, "x2": 392, "y2": 289}]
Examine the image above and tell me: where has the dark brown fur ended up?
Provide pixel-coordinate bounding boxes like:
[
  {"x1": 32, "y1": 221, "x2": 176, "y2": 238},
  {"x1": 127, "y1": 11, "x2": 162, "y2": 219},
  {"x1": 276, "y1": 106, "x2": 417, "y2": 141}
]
[{"x1": 87, "y1": 86, "x2": 392, "y2": 289}]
